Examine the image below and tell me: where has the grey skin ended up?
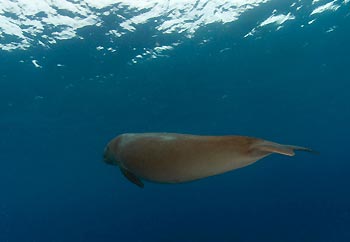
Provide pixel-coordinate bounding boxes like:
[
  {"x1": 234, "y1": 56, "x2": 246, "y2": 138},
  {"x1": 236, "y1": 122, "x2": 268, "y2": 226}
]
[{"x1": 103, "y1": 133, "x2": 314, "y2": 188}]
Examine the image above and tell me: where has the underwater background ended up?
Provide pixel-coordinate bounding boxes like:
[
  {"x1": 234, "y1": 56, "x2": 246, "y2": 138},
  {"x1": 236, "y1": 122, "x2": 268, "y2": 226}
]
[{"x1": 1, "y1": 0, "x2": 350, "y2": 241}]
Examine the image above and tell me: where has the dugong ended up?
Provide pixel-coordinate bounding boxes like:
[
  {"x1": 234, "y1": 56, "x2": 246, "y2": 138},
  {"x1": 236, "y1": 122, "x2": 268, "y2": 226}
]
[{"x1": 103, "y1": 133, "x2": 313, "y2": 188}]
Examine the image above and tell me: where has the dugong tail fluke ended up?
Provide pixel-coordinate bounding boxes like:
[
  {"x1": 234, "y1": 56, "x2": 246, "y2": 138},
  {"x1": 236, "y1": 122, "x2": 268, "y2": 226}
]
[
  {"x1": 103, "y1": 133, "x2": 315, "y2": 188},
  {"x1": 254, "y1": 141, "x2": 314, "y2": 156}
]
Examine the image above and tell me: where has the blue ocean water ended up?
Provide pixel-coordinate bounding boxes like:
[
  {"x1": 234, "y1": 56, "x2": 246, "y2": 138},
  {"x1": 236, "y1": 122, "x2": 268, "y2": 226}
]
[{"x1": 1, "y1": 0, "x2": 350, "y2": 241}]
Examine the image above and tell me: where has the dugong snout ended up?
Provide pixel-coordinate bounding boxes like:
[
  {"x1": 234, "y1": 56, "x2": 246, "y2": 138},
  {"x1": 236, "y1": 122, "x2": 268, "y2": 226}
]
[{"x1": 103, "y1": 145, "x2": 115, "y2": 165}]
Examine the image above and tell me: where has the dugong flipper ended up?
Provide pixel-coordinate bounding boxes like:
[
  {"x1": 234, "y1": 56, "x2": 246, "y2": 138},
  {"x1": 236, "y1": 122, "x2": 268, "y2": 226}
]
[
  {"x1": 103, "y1": 133, "x2": 314, "y2": 188},
  {"x1": 119, "y1": 167, "x2": 144, "y2": 188}
]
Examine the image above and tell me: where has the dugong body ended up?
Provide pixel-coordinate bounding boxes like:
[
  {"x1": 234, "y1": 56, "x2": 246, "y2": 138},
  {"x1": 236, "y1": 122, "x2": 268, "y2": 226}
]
[{"x1": 103, "y1": 133, "x2": 313, "y2": 188}]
